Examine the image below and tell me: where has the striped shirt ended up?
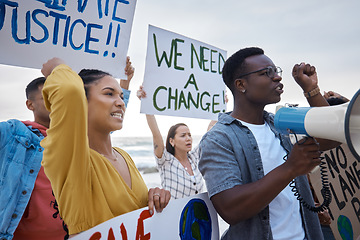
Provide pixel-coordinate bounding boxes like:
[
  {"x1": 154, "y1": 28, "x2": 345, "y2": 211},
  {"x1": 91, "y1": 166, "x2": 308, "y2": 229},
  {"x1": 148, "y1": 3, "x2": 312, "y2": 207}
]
[{"x1": 155, "y1": 145, "x2": 204, "y2": 199}]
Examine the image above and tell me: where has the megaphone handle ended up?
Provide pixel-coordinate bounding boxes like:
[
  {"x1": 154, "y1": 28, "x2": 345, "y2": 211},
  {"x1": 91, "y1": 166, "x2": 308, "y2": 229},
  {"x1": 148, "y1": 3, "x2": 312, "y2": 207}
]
[
  {"x1": 292, "y1": 133, "x2": 308, "y2": 145},
  {"x1": 288, "y1": 158, "x2": 332, "y2": 213},
  {"x1": 284, "y1": 135, "x2": 332, "y2": 213}
]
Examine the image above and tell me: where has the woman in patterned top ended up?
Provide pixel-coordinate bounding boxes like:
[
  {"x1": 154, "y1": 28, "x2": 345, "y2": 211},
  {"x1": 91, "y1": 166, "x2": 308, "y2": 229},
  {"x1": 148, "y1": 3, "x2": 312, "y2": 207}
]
[{"x1": 137, "y1": 86, "x2": 217, "y2": 199}]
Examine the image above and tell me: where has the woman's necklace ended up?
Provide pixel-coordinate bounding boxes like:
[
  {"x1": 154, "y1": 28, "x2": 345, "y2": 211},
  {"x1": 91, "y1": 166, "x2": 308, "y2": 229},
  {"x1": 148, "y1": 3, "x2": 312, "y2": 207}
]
[
  {"x1": 176, "y1": 154, "x2": 191, "y2": 172},
  {"x1": 184, "y1": 161, "x2": 191, "y2": 171},
  {"x1": 100, "y1": 148, "x2": 119, "y2": 162}
]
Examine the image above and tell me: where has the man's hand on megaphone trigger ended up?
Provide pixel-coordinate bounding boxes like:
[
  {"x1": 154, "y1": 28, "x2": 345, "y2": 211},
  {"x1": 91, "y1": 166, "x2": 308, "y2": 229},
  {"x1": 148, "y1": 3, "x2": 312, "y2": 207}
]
[{"x1": 286, "y1": 137, "x2": 322, "y2": 177}]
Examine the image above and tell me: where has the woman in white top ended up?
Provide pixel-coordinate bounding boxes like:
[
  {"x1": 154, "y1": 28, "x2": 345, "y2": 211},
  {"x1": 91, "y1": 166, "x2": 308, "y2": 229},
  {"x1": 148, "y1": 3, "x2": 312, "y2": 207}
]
[{"x1": 137, "y1": 86, "x2": 217, "y2": 199}]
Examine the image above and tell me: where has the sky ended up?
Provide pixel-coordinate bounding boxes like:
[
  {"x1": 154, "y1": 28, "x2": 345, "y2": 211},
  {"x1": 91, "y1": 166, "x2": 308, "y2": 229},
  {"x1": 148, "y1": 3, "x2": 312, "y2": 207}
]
[{"x1": 1, "y1": 0, "x2": 360, "y2": 138}]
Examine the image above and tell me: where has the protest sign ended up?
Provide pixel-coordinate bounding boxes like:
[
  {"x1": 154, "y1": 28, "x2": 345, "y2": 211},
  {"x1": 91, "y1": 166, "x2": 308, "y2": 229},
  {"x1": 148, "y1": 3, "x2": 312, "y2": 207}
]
[
  {"x1": 140, "y1": 25, "x2": 227, "y2": 120},
  {"x1": 72, "y1": 192, "x2": 220, "y2": 240},
  {"x1": 309, "y1": 144, "x2": 360, "y2": 240},
  {"x1": 0, "y1": 0, "x2": 136, "y2": 78}
]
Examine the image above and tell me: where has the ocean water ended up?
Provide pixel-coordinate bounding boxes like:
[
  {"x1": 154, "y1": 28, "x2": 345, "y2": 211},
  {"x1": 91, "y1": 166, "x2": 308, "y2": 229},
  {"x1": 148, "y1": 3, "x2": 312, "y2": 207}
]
[
  {"x1": 112, "y1": 136, "x2": 156, "y2": 170},
  {"x1": 111, "y1": 135, "x2": 203, "y2": 171}
]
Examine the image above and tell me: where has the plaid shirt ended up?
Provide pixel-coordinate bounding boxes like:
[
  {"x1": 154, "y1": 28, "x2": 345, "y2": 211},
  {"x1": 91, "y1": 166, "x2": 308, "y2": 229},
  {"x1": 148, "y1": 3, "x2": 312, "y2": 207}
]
[{"x1": 155, "y1": 145, "x2": 204, "y2": 199}]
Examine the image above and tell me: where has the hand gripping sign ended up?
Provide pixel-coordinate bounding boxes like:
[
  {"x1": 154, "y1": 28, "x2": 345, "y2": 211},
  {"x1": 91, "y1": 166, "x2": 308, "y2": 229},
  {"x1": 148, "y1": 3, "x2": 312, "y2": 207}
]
[{"x1": 71, "y1": 192, "x2": 220, "y2": 240}]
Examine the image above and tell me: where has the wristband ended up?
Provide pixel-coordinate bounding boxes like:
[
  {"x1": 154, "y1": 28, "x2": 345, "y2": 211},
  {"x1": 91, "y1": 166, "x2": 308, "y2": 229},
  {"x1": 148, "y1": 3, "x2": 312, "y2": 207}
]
[{"x1": 304, "y1": 86, "x2": 320, "y2": 98}]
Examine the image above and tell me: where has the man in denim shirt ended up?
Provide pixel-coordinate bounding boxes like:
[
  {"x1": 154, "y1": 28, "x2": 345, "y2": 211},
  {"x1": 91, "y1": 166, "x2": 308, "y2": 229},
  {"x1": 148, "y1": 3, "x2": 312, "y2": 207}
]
[
  {"x1": 0, "y1": 60, "x2": 134, "y2": 240},
  {"x1": 0, "y1": 77, "x2": 68, "y2": 240},
  {"x1": 199, "y1": 47, "x2": 338, "y2": 240}
]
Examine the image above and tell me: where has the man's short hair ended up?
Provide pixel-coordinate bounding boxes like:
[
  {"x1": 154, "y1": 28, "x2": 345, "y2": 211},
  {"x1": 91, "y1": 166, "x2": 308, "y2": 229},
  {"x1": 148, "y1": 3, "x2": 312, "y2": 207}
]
[
  {"x1": 222, "y1": 47, "x2": 264, "y2": 92},
  {"x1": 25, "y1": 77, "x2": 46, "y2": 100}
]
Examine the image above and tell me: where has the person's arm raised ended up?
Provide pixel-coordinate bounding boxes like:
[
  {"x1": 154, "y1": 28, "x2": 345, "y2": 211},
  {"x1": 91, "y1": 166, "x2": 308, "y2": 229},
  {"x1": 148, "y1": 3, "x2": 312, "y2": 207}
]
[
  {"x1": 120, "y1": 56, "x2": 134, "y2": 90},
  {"x1": 120, "y1": 56, "x2": 135, "y2": 108},
  {"x1": 146, "y1": 114, "x2": 164, "y2": 158},
  {"x1": 292, "y1": 62, "x2": 340, "y2": 150},
  {"x1": 41, "y1": 57, "x2": 65, "y2": 78},
  {"x1": 137, "y1": 85, "x2": 164, "y2": 158}
]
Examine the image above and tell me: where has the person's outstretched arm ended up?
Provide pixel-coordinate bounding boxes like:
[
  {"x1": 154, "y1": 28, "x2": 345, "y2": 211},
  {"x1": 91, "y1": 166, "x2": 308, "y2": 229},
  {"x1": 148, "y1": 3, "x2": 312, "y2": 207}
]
[
  {"x1": 137, "y1": 86, "x2": 164, "y2": 158},
  {"x1": 146, "y1": 114, "x2": 164, "y2": 158}
]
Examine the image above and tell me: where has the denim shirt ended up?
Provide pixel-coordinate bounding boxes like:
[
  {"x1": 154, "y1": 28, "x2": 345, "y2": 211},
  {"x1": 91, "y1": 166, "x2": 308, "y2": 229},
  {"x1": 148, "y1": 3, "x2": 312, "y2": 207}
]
[
  {"x1": 0, "y1": 120, "x2": 44, "y2": 240},
  {"x1": 122, "y1": 88, "x2": 130, "y2": 108},
  {"x1": 199, "y1": 112, "x2": 323, "y2": 240}
]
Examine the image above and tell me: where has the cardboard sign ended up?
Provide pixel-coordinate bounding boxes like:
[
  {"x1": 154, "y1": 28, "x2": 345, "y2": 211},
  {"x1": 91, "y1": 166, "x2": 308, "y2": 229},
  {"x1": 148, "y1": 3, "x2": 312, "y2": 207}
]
[
  {"x1": 309, "y1": 144, "x2": 360, "y2": 240},
  {"x1": 72, "y1": 192, "x2": 219, "y2": 239},
  {"x1": 140, "y1": 25, "x2": 227, "y2": 120},
  {"x1": 0, "y1": 0, "x2": 137, "y2": 78}
]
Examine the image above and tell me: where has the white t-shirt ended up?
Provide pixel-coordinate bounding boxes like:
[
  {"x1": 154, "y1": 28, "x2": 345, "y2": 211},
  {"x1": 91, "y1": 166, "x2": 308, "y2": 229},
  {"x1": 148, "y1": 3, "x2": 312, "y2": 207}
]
[{"x1": 240, "y1": 120, "x2": 305, "y2": 240}]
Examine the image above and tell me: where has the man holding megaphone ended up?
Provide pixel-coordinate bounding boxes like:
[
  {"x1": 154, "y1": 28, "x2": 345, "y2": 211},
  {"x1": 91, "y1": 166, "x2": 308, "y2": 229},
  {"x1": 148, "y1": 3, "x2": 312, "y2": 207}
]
[{"x1": 199, "y1": 47, "x2": 339, "y2": 240}]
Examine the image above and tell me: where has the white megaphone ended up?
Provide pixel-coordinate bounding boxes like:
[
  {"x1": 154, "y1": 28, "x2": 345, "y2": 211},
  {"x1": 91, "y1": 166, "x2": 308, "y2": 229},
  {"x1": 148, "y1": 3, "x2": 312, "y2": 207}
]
[{"x1": 274, "y1": 89, "x2": 360, "y2": 161}]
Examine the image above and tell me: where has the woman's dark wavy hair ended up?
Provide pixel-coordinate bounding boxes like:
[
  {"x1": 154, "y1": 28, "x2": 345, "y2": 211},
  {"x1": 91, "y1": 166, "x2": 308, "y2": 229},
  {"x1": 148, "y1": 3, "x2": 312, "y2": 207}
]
[
  {"x1": 78, "y1": 69, "x2": 112, "y2": 98},
  {"x1": 222, "y1": 47, "x2": 264, "y2": 93},
  {"x1": 166, "y1": 123, "x2": 188, "y2": 156}
]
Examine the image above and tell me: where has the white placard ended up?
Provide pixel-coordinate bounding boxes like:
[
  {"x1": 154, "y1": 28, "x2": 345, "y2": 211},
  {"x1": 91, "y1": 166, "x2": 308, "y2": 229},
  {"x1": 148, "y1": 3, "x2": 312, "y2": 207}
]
[
  {"x1": 0, "y1": 0, "x2": 137, "y2": 78},
  {"x1": 140, "y1": 25, "x2": 227, "y2": 120},
  {"x1": 72, "y1": 192, "x2": 219, "y2": 240}
]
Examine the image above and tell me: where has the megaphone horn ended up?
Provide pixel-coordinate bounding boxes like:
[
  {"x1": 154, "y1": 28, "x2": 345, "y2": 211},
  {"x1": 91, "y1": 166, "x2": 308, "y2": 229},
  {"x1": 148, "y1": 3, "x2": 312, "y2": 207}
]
[{"x1": 274, "y1": 89, "x2": 360, "y2": 161}]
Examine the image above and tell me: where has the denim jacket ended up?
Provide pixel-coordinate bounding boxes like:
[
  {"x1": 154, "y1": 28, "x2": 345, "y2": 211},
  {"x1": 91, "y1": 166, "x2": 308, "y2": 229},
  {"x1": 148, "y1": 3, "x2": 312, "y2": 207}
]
[
  {"x1": 0, "y1": 119, "x2": 44, "y2": 240},
  {"x1": 122, "y1": 88, "x2": 130, "y2": 108},
  {"x1": 199, "y1": 112, "x2": 323, "y2": 240}
]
